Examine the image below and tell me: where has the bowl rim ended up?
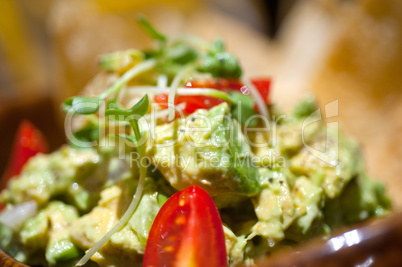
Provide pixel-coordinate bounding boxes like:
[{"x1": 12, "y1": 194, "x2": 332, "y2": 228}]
[{"x1": 0, "y1": 248, "x2": 28, "y2": 267}]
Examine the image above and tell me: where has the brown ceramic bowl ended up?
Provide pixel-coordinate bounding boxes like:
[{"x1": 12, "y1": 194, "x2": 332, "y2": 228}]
[
  {"x1": 1, "y1": 95, "x2": 402, "y2": 267},
  {"x1": 0, "y1": 251, "x2": 28, "y2": 267}
]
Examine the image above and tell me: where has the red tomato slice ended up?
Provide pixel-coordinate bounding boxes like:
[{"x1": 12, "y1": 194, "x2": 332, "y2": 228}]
[
  {"x1": 143, "y1": 186, "x2": 227, "y2": 267},
  {"x1": 185, "y1": 79, "x2": 243, "y2": 92},
  {"x1": 1, "y1": 120, "x2": 48, "y2": 191},
  {"x1": 249, "y1": 78, "x2": 271, "y2": 112},
  {"x1": 154, "y1": 78, "x2": 271, "y2": 115},
  {"x1": 154, "y1": 93, "x2": 223, "y2": 115},
  {"x1": 154, "y1": 79, "x2": 243, "y2": 115},
  {"x1": 250, "y1": 78, "x2": 271, "y2": 104}
]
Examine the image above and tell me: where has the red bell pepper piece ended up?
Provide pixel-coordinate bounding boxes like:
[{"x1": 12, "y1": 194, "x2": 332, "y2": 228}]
[{"x1": 143, "y1": 186, "x2": 227, "y2": 267}]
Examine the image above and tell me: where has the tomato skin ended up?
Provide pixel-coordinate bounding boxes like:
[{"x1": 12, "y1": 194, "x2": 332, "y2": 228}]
[
  {"x1": 153, "y1": 79, "x2": 243, "y2": 115},
  {"x1": 186, "y1": 79, "x2": 243, "y2": 92},
  {"x1": 143, "y1": 186, "x2": 227, "y2": 267},
  {"x1": 1, "y1": 120, "x2": 48, "y2": 190},
  {"x1": 154, "y1": 93, "x2": 223, "y2": 114},
  {"x1": 154, "y1": 78, "x2": 271, "y2": 115},
  {"x1": 250, "y1": 78, "x2": 271, "y2": 104}
]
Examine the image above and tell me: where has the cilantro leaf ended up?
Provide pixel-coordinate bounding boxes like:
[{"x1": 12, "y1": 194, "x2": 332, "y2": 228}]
[
  {"x1": 63, "y1": 97, "x2": 101, "y2": 114},
  {"x1": 137, "y1": 15, "x2": 167, "y2": 43}
]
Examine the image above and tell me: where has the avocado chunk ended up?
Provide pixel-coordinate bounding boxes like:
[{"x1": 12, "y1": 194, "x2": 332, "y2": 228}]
[
  {"x1": 324, "y1": 172, "x2": 391, "y2": 229},
  {"x1": 1, "y1": 146, "x2": 111, "y2": 212},
  {"x1": 148, "y1": 103, "x2": 260, "y2": 199},
  {"x1": 19, "y1": 201, "x2": 82, "y2": 266},
  {"x1": 46, "y1": 238, "x2": 82, "y2": 265},
  {"x1": 70, "y1": 174, "x2": 171, "y2": 267},
  {"x1": 0, "y1": 222, "x2": 30, "y2": 263}
]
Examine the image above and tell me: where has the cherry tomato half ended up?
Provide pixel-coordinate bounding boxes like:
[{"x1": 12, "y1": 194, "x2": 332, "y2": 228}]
[{"x1": 143, "y1": 186, "x2": 227, "y2": 267}]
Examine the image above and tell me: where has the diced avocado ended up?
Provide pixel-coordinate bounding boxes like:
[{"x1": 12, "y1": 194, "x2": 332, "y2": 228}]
[
  {"x1": 249, "y1": 168, "x2": 295, "y2": 246},
  {"x1": 227, "y1": 119, "x2": 260, "y2": 196},
  {"x1": 148, "y1": 103, "x2": 260, "y2": 199},
  {"x1": 20, "y1": 212, "x2": 48, "y2": 249},
  {"x1": 289, "y1": 122, "x2": 361, "y2": 199},
  {"x1": 70, "y1": 174, "x2": 171, "y2": 266},
  {"x1": 285, "y1": 177, "x2": 325, "y2": 242},
  {"x1": 324, "y1": 173, "x2": 391, "y2": 229},
  {"x1": 46, "y1": 236, "x2": 82, "y2": 265},
  {"x1": 292, "y1": 96, "x2": 318, "y2": 119},
  {"x1": 229, "y1": 92, "x2": 257, "y2": 126},
  {"x1": 0, "y1": 222, "x2": 30, "y2": 263},
  {"x1": 1, "y1": 146, "x2": 112, "y2": 212},
  {"x1": 223, "y1": 225, "x2": 247, "y2": 266},
  {"x1": 45, "y1": 202, "x2": 82, "y2": 265},
  {"x1": 19, "y1": 201, "x2": 82, "y2": 266}
]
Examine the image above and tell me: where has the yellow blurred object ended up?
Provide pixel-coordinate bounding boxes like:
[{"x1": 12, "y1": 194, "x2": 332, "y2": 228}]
[
  {"x1": 96, "y1": 0, "x2": 197, "y2": 12},
  {"x1": 0, "y1": 1, "x2": 38, "y2": 93}
]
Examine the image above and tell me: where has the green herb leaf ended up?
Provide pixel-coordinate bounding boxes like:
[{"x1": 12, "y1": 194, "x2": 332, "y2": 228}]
[
  {"x1": 99, "y1": 50, "x2": 144, "y2": 72},
  {"x1": 230, "y1": 92, "x2": 257, "y2": 126},
  {"x1": 137, "y1": 15, "x2": 167, "y2": 43},
  {"x1": 70, "y1": 122, "x2": 99, "y2": 149},
  {"x1": 166, "y1": 44, "x2": 198, "y2": 64},
  {"x1": 108, "y1": 134, "x2": 137, "y2": 144},
  {"x1": 198, "y1": 52, "x2": 242, "y2": 78},
  {"x1": 129, "y1": 94, "x2": 149, "y2": 117},
  {"x1": 105, "y1": 94, "x2": 149, "y2": 122},
  {"x1": 209, "y1": 38, "x2": 225, "y2": 54},
  {"x1": 63, "y1": 97, "x2": 100, "y2": 114}
]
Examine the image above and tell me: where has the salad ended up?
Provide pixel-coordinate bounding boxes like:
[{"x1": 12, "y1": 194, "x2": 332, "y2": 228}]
[{"x1": 0, "y1": 17, "x2": 391, "y2": 267}]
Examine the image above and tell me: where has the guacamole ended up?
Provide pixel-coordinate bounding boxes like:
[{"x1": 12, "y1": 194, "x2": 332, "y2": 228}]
[{"x1": 0, "y1": 19, "x2": 391, "y2": 267}]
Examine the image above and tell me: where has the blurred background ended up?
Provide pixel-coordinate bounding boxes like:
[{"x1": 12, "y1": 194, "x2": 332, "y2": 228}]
[{"x1": 0, "y1": 0, "x2": 401, "y2": 208}]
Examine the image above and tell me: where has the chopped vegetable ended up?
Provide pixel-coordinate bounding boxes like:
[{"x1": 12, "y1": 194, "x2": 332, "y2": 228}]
[
  {"x1": 76, "y1": 95, "x2": 150, "y2": 266},
  {"x1": 153, "y1": 78, "x2": 268, "y2": 120},
  {"x1": 2, "y1": 120, "x2": 48, "y2": 183},
  {"x1": 250, "y1": 78, "x2": 271, "y2": 105},
  {"x1": 0, "y1": 201, "x2": 37, "y2": 231},
  {"x1": 1, "y1": 121, "x2": 48, "y2": 210},
  {"x1": 0, "y1": 16, "x2": 392, "y2": 267},
  {"x1": 143, "y1": 186, "x2": 227, "y2": 267}
]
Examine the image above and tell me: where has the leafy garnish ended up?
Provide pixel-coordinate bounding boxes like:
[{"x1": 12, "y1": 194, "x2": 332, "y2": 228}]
[
  {"x1": 99, "y1": 59, "x2": 156, "y2": 100},
  {"x1": 108, "y1": 134, "x2": 136, "y2": 144},
  {"x1": 137, "y1": 15, "x2": 167, "y2": 43},
  {"x1": 198, "y1": 52, "x2": 242, "y2": 78},
  {"x1": 63, "y1": 96, "x2": 101, "y2": 114},
  {"x1": 105, "y1": 94, "x2": 149, "y2": 120},
  {"x1": 136, "y1": 15, "x2": 242, "y2": 80},
  {"x1": 209, "y1": 38, "x2": 225, "y2": 54},
  {"x1": 63, "y1": 59, "x2": 156, "y2": 114},
  {"x1": 76, "y1": 95, "x2": 149, "y2": 266},
  {"x1": 70, "y1": 120, "x2": 99, "y2": 149},
  {"x1": 99, "y1": 49, "x2": 144, "y2": 72},
  {"x1": 166, "y1": 44, "x2": 197, "y2": 64}
]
